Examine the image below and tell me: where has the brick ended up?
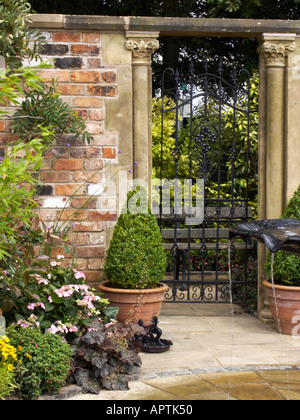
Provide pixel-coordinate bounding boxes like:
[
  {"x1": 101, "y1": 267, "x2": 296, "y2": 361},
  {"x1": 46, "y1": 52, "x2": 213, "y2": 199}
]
[
  {"x1": 0, "y1": 133, "x2": 18, "y2": 145},
  {"x1": 38, "y1": 209, "x2": 58, "y2": 221},
  {"x1": 42, "y1": 44, "x2": 69, "y2": 55},
  {"x1": 70, "y1": 147, "x2": 100, "y2": 158},
  {"x1": 72, "y1": 221, "x2": 104, "y2": 232},
  {"x1": 89, "y1": 211, "x2": 117, "y2": 221},
  {"x1": 89, "y1": 110, "x2": 104, "y2": 121},
  {"x1": 85, "y1": 271, "x2": 103, "y2": 283},
  {"x1": 71, "y1": 196, "x2": 97, "y2": 209},
  {"x1": 102, "y1": 147, "x2": 116, "y2": 158},
  {"x1": 39, "y1": 70, "x2": 69, "y2": 82},
  {"x1": 87, "y1": 85, "x2": 117, "y2": 97},
  {"x1": 43, "y1": 147, "x2": 69, "y2": 159},
  {"x1": 53, "y1": 159, "x2": 82, "y2": 171},
  {"x1": 37, "y1": 185, "x2": 54, "y2": 196},
  {"x1": 88, "y1": 58, "x2": 101, "y2": 68},
  {"x1": 101, "y1": 71, "x2": 117, "y2": 83},
  {"x1": 75, "y1": 246, "x2": 105, "y2": 258},
  {"x1": 55, "y1": 184, "x2": 86, "y2": 196},
  {"x1": 82, "y1": 33, "x2": 100, "y2": 43},
  {"x1": 88, "y1": 258, "x2": 103, "y2": 270},
  {"x1": 74, "y1": 109, "x2": 88, "y2": 120},
  {"x1": 56, "y1": 134, "x2": 84, "y2": 146},
  {"x1": 73, "y1": 97, "x2": 103, "y2": 108},
  {"x1": 85, "y1": 122, "x2": 103, "y2": 135},
  {"x1": 53, "y1": 32, "x2": 81, "y2": 42},
  {"x1": 58, "y1": 84, "x2": 86, "y2": 96},
  {"x1": 71, "y1": 45, "x2": 100, "y2": 55},
  {"x1": 40, "y1": 171, "x2": 70, "y2": 183},
  {"x1": 83, "y1": 159, "x2": 103, "y2": 171},
  {"x1": 59, "y1": 209, "x2": 88, "y2": 221},
  {"x1": 70, "y1": 71, "x2": 100, "y2": 83},
  {"x1": 50, "y1": 247, "x2": 73, "y2": 259},
  {"x1": 73, "y1": 171, "x2": 103, "y2": 183},
  {"x1": 42, "y1": 196, "x2": 69, "y2": 208},
  {"x1": 0, "y1": 121, "x2": 5, "y2": 132},
  {"x1": 67, "y1": 258, "x2": 87, "y2": 270},
  {"x1": 89, "y1": 134, "x2": 117, "y2": 146},
  {"x1": 55, "y1": 57, "x2": 83, "y2": 69},
  {"x1": 88, "y1": 233, "x2": 105, "y2": 245},
  {"x1": 68, "y1": 232, "x2": 88, "y2": 245}
]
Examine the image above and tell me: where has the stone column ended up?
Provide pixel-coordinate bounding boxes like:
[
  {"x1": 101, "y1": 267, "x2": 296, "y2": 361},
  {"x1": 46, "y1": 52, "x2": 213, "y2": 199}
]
[
  {"x1": 257, "y1": 33, "x2": 296, "y2": 324},
  {"x1": 125, "y1": 32, "x2": 159, "y2": 192}
]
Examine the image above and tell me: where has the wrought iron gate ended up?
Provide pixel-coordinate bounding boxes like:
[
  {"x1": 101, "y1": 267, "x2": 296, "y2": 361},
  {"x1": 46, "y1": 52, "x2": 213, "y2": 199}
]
[{"x1": 157, "y1": 59, "x2": 257, "y2": 305}]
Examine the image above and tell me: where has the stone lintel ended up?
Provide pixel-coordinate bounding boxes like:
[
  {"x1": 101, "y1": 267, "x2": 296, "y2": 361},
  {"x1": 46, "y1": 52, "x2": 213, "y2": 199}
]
[{"x1": 29, "y1": 15, "x2": 300, "y2": 38}]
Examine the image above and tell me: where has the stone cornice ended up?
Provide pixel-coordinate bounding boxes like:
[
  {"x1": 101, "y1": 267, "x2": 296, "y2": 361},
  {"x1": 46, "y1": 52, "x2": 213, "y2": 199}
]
[{"x1": 28, "y1": 15, "x2": 300, "y2": 38}]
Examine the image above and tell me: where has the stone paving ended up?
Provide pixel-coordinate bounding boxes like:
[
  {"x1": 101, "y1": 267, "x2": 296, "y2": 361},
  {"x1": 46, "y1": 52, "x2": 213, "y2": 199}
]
[{"x1": 63, "y1": 303, "x2": 300, "y2": 401}]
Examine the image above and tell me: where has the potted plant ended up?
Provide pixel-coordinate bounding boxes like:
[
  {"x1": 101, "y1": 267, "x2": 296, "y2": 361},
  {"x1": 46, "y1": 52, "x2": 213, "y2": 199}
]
[
  {"x1": 264, "y1": 184, "x2": 300, "y2": 335},
  {"x1": 99, "y1": 186, "x2": 168, "y2": 326}
]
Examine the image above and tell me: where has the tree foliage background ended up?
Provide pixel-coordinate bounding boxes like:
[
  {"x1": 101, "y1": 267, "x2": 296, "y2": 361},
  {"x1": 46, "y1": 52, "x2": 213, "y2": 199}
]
[{"x1": 29, "y1": 0, "x2": 300, "y2": 92}]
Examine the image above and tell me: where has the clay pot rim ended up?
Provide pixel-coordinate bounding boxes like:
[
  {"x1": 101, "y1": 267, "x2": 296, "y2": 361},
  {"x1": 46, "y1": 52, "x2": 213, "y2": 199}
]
[
  {"x1": 99, "y1": 281, "x2": 168, "y2": 295},
  {"x1": 263, "y1": 279, "x2": 300, "y2": 292}
]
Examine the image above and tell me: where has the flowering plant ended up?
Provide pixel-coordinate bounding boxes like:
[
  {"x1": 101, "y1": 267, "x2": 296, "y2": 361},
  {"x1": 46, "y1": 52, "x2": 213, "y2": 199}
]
[
  {"x1": 0, "y1": 254, "x2": 117, "y2": 339},
  {"x1": 7, "y1": 325, "x2": 72, "y2": 400},
  {"x1": 0, "y1": 335, "x2": 19, "y2": 399}
]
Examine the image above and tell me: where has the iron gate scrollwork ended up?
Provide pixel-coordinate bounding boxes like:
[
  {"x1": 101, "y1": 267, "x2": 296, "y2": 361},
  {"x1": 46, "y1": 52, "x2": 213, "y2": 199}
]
[{"x1": 157, "y1": 59, "x2": 257, "y2": 305}]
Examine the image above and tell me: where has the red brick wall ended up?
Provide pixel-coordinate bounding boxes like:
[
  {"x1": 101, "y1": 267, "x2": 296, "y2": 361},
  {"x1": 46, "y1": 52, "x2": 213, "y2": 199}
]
[{"x1": 0, "y1": 30, "x2": 121, "y2": 286}]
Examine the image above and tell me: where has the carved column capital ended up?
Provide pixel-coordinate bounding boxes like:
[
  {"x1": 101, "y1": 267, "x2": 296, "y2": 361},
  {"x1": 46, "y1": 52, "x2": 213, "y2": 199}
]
[
  {"x1": 125, "y1": 38, "x2": 159, "y2": 64},
  {"x1": 258, "y1": 34, "x2": 296, "y2": 66}
]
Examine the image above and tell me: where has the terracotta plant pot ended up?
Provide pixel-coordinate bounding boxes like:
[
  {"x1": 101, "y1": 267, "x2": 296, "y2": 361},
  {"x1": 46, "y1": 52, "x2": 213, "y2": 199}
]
[
  {"x1": 99, "y1": 281, "x2": 168, "y2": 326},
  {"x1": 263, "y1": 280, "x2": 300, "y2": 335}
]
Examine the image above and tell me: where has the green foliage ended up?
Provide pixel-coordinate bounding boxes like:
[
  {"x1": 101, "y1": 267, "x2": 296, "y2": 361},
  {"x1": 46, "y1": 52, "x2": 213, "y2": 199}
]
[
  {"x1": 0, "y1": 66, "x2": 47, "y2": 114},
  {"x1": 11, "y1": 78, "x2": 93, "y2": 145},
  {"x1": 0, "y1": 254, "x2": 115, "y2": 336},
  {"x1": 0, "y1": 335, "x2": 19, "y2": 399},
  {"x1": 0, "y1": 364, "x2": 18, "y2": 399},
  {"x1": 71, "y1": 320, "x2": 142, "y2": 393},
  {"x1": 0, "y1": 136, "x2": 48, "y2": 260},
  {"x1": 0, "y1": 2, "x2": 92, "y2": 257},
  {"x1": 0, "y1": 0, "x2": 45, "y2": 69},
  {"x1": 152, "y1": 97, "x2": 177, "y2": 180},
  {"x1": 7, "y1": 325, "x2": 72, "y2": 399},
  {"x1": 104, "y1": 187, "x2": 167, "y2": 289},
  {"x1": 265, "y1": 184, "x2": 300, "y2": 286},
  {"x1": 152, "y1": 74, "x2": 259, "y2": 214}
]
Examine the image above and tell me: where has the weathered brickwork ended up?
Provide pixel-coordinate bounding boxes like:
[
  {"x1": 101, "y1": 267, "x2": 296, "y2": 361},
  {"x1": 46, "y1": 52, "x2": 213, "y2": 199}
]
[{"x1": 0, "y1": 30, "x2": 120, "y2": 286}]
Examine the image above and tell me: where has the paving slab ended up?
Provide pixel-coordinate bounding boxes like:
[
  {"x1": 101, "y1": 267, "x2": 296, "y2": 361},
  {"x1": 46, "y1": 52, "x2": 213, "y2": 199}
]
[{"x1": 62, "y1": 303, "x2": 300, "y2": 401}]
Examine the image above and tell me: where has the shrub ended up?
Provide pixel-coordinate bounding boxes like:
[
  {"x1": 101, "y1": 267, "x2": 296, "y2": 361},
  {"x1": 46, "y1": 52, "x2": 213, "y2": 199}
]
[
  {"x1": 104, "y1": 187, "x2": 167, "y2": 289},
  {"x1": 0, "y1": 254, "x2": 117, "y2": 338},
  {"x1": 265, "y1": 184, "x2": 300, "y2": 286},
  {"x1": 7, "y1": 326, "x2": 72, "y2": 400},
  {"x1": 0, "y1": 335, "x2": 18, "y2": 399},
  {"x1": 71, "y1": 320, "x2": 143, "y2": 394}
]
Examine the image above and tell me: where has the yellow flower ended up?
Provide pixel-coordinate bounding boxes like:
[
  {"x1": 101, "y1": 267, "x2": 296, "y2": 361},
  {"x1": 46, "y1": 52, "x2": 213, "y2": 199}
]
[
  {"x1": 18, "y1": 346, "x2": 23, "y2": 351},
  {"x1": 26, "y1": 353, "x2": 32, "y2": 359},
  {"x1": 7, "y1": 364, "x2": 14, "y2": 371}
]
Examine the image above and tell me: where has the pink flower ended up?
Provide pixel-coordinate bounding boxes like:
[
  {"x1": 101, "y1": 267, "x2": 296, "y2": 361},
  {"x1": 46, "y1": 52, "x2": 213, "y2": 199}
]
[
  {"x1": 74, "y1": 271, "x2": 86, "y2": 280},
  {"x1": 50, "y1": 261, "x2": 58, "y2": 267},
  {"x1": 27, "y1": 302, "x2": 45, "y2": 311},
  {"x1": 69, "y1": 326, "x2": 78, "y2": 332}
]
